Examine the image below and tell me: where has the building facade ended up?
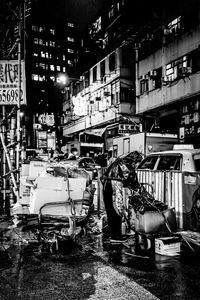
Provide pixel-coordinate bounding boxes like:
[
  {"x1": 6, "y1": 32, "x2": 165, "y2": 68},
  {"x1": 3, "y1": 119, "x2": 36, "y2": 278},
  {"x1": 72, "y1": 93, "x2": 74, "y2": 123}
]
[
  {"x1": 63, "y1": 0, "x2": 200, "y2": 156},
  {"x1": 25, "y1": 18, "x2": 78, "y2": 149},
  {"x1": 135, "y1": 0, "x2": 200, "y2": 147}
]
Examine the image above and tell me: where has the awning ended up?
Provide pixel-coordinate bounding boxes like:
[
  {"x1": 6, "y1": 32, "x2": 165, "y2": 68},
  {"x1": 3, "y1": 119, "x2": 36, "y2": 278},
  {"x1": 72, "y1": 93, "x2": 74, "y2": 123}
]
[{"x1": 83, "y1": 127, "x2": 107, "y2": 137}]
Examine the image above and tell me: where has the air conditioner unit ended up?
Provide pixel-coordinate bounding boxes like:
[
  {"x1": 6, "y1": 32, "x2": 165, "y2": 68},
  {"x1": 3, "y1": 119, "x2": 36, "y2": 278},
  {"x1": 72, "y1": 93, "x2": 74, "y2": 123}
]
[
  {"x1": 140, "y1": 74, "x2": 149, "y2": 81},
  {"x1": 178, "y1": 66, "x2": 192, "y2": 77},
  {"x1": 149, "y1": 70, "x2": 157, "y2": 77},
  {"x1": 96, "y1": 96, "x2": 101, "y2": 101},
  {"x1": 104, "y1": 91, "x2": 111, "y2": 97}
]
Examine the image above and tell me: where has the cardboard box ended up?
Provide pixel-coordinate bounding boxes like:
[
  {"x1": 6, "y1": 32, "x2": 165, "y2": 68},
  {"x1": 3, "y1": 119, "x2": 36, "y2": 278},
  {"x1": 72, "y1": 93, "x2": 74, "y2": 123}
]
[
  {"x1": 29, "y1": 178, "x2": 87, "y2": 215},
  {"x1": 155, "y1": 236, "x2": 181, "y2": 256},
  {"x1": 29, "y1": 161, "x2": 47, "y2": 179}
]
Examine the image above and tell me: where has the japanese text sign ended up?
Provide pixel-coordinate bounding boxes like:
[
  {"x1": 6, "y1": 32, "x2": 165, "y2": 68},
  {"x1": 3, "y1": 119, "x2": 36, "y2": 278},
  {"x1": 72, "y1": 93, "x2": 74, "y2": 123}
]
[{"x1": 0, "y1": 60, "x2": 26, "y2": 105}]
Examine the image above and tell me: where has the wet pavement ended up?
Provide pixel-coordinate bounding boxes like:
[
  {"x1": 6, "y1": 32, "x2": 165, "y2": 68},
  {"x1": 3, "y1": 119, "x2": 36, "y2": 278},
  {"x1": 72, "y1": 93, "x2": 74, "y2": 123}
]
[{"x1": 1, "y1": 220, "x2": 200, "y2": 299}]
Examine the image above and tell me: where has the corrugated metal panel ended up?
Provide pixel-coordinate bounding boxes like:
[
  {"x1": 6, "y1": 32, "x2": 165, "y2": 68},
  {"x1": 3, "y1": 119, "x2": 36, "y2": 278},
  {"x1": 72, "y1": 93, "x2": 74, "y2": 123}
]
[{"x1": 136, "y1": 170, "x2": 183, "y2": 229}]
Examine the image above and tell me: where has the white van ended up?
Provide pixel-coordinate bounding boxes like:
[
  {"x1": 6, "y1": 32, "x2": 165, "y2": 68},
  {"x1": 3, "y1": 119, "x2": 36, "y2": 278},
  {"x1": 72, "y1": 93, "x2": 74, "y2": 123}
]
[{"x1": 137, "y1": 144, "x2": 200, "y2": 172}]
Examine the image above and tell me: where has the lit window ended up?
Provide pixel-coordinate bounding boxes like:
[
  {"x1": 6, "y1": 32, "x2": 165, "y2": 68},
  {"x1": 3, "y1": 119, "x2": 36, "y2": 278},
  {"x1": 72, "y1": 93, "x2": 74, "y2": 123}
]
[
  {"x1": 67, "y1": 22, "x2": 74, "y2": 27},
  {"x1": 67, "y1": 60, "x2": 73, "y2": 66},
  {"x1": 63, "y1": 67, "x2": 66, "y2": 72},
  {"x1": 41, "y1": 51, "x2": 45, "y2": 58},
  {"x1": 32, "y1": 25, "x2": 38, "y2": 31},
  {"x1": 140, "y1": 78, "x2": 149, "y2": 95},
  {"x1": 49, "y1": 53, "x2": 52, "y2": 59},
  {"x1": 33, "y1": 52, "x2": 38, "y2": 57},
  {"x1": 50, "y1": 65, "x2": 55, "y2": 71},
  {"x1": 32, "y1": 74, "x2": 39, "y2": 81},
  {"x1": 57, "y1": 66, "x2": 61, "y2": 71},
  {"x1": 39, "y1": 39, "x2": 43, "y2": 45},
  {"x1": 39, "y1": 27, "x2": 44, "y2": 32},
  {"x1": 67, "y1": 48, "x2": 74, "y2": 53},
  {"x1": 46, "y1": 52, "x2": 49, "y2": 58},
  {"x1": 39, "y1": 63, "x2": 46, "y2": 69},
  {"x1": 168, "y1": 16, "x2": 182, "y2": 35},
  {"x1": 34, "y1": 38, "x2": 38, "y2": 44},
  {"x1": 50, "y1": 28, "x2": 55, "y2": 35},
  {"x1": 50, "y1": 41, "x2": 55, "y2": 47},
  {"x1": 67, "y1": 37, "x2": 74, "y2": 42},
  {"x1": 165, "y1": 55, "x2": 192, "y2": 82},
  {"x1": 63, "y1": 55, "x2": 66, "y2": 61},
  {"x1": 50, "y1": 76, "x2": 55, "y2": 81},
  {"x1": 39, "y1": 75, "x2": 45, "y2": 81},
  {"x1": 108, "y1": 5, "x2": 114, "y2": 18}
]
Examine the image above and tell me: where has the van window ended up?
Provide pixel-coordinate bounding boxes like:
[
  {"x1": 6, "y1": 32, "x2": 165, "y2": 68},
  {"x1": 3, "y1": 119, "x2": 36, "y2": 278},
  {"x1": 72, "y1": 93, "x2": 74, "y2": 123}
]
[
  {"x1": 194, "y1": 154, "x2": 200, "y2": 171},
  {"x1": 157, "y1": 155, "x2": 181, "y2": 171},
  {"x1": 137, "y1": 155, "x2": 158, "y2": 170}
]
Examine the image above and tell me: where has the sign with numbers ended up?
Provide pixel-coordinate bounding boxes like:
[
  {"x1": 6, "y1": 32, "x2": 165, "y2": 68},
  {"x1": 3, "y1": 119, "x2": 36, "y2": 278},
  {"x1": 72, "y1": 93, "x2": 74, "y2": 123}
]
[{"x1": 0, "y1": 60, "x2": 26, "y2": 105}]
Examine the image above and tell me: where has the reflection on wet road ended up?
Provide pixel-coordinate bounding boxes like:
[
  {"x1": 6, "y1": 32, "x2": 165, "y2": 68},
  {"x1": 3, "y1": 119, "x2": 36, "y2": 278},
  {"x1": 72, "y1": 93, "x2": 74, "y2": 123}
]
[{"x1": 1, "y1": 232, "x2": 200, "y2": 299}]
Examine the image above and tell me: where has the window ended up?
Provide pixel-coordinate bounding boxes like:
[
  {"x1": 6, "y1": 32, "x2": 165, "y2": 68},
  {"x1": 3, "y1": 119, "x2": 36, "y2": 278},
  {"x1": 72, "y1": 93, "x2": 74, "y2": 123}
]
[
  {"x1": 121, "y1": 45, "x2": 131, "y2": 66},
  {"x1": 167, "y1": 16, "x2": 182, "y2": 35},
  {"x1": 111, "y1": 81, "x2": 120, "y2": 105},
  {"x1": 137, "y1": 156, "x2": 158, "y2": 170},
  {"x1": 63, "y1": 67, "x2": 66, "y2": 72},
  {"x1": 85, "y1": 72, "x2": 90, "y2": 88},
  {"x1": 32, "y1": 74, "x2": 39, "y2": 81},
  {"x1": 67, "y1": 22, "x2": 74, "y2": 27},
  {"x1": 34, "y1": 38, "x2": 38, "y2": 44},
  {"x1": 41, "y1": 51, "x2": 45, "y2": 58},
  {"x1": 39, "y1": 75, "x2": 45, "y2": 82},
  {"x1": 67, "y1": 48, "x2": 74, "y2": 53},
  {"x1": 63, "y1": 55, "x2": 66, "y2": 61},
  {"x1": 50, "y1": 41, "x2": 55, "y2": 47},
  {"x1": 113, "y1": 145, "x2": 118, "y2": 158},
  {"x1": 32, "y1": 25, "x2": 38, "y2": 32},
  {"x1": 140, "y1": 79, "x2": 149, "y2": 95},
  {"x1": 100, "y1": 60, "x2": 105, "y2": 79},
  {"x1": 50, "y1": 28, "x2": 55, "y2": 35},
  {"x1": 45, "y1": 52, "x2": 49, "y2": 59},
  {"x1": 39, "y1": 26, "x2": 44, "y2": 32},
  {"x1": 194, "y1": 154, "x2": 200, "y2": 171},
  {"x1": 56, "y1": 66, "x2": 61, "y2": 71},
  {"x1": 165, "y1": 55, "x2": 192, "y2": 82},
  {"x1": 50, "y1": 75, "x2": 55, "y2": 81},
  {"x1": 93, "y1": 66, "x2": 97, "y2": 82},
  {"x1": 33, "y1": 52, "x2": 38, "y2": 57},
  {"x1": 50, "y1": 65, "x2": 55, "y2": 71},
  {"x1": 67, "y1": 37, "x2": 74, "y2": 42},
  {"x1": 149, "y1": 67, "x2": 162, "y2": 90},
  {"x1": 109, "y1": 52, "x2": 116, "y2": 72},
  {"x1": 157, "y1": 155, "x2": 181, "y2": 171},
  {"x1": 121, "y1": 87, "x2": 133, "y2": 102},
  {"x1": 108, "y1": 5, "x2": 114, "y2": 19},
  {"x1": 39, "y1": 39, "x2": 43, "y2": 45}
]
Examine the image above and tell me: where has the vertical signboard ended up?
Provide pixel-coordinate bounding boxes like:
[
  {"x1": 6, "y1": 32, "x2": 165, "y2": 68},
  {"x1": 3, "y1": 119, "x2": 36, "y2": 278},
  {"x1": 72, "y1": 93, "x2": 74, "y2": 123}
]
[
  {"x1": 0, "y1": 60, "x2": 26, "y2": 105},
  {"x1": 47, "y1": 132, "x2": 56, "y2": 150},
  {"x1": 37, "y1": 131, "x2": 47, "y2": 148}
]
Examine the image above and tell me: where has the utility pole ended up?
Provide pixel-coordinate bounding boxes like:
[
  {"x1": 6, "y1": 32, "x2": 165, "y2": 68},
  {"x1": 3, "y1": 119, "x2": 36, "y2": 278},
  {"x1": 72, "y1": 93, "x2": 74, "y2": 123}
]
[{"x1": 16, "y1": 2, "x2": 22, "y2": 176}]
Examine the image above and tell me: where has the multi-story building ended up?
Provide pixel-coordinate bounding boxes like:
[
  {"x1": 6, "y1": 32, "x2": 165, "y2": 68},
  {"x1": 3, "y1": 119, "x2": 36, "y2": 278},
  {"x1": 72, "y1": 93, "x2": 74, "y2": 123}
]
[
  {"x1": 63, "y1": 43, "x2": 139, "y2": 155},
  {"x1": 25, "y1": 18, "x2": 78, "y2": 149},
  {"x1": 135, "y1": 0, "x2": 200, "y2": 147},
  {"x1": 62, "y1": 0, "x2": 141, "y2": 156},
  {"x1": 62, "y1": 0, "x2": 200, "y2": 158}
]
